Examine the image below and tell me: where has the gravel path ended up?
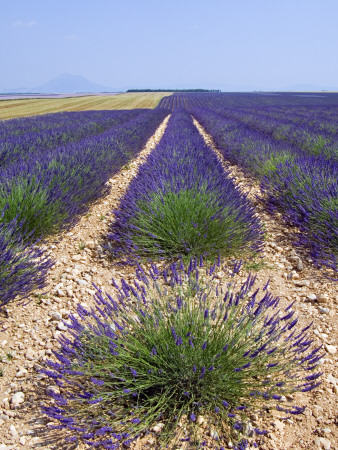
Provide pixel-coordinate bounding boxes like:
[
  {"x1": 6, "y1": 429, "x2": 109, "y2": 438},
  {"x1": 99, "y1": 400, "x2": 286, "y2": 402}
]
[{"x1": 0, "y1": 114, "x2": 336, "y2": 450}]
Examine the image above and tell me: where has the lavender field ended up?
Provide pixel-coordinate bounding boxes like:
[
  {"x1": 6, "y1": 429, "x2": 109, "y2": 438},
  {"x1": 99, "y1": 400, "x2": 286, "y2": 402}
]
[{"x1": 0, "y1": 93, "x2": 337, "y2": 450}]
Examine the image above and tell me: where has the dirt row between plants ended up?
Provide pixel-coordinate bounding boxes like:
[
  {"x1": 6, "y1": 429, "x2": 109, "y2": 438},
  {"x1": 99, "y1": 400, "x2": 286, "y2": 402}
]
[{"x1": 0, "y1": 113, "x2": 336, "y2": 450}]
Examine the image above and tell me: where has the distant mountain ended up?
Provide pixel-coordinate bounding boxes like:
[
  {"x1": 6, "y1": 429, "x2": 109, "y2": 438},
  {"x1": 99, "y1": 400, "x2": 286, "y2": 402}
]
[
  {"x1": 0, "y1": 74, "x2": 117, "y2": 94},
  {"x1": 32, "y1": 74, "x2": 116, "y2": 93}
]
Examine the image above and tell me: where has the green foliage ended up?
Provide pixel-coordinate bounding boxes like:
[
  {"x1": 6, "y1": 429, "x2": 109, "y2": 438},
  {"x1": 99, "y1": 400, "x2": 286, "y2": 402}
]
[
  {"x1": 306, "y1": 135, "x2": 328, "y2": 156},
  {"x1": 256, "y1": 152, "x2": 294, "y2": 177},
  {"x1": 244, "y1": 257, "x2": 270, "y2": 272},
  {"x1": 78, "y1": 241, "x2": 86, "y2": 250},
  {"x1": 131, "y1": 188, "x2": 249, "y2": 260},
  {"x1": 0, "y1": 177, "x2": 63, "y2": 238},
  {"x1": 309, "y1": 196, "x2": 338, "y2": 255}
]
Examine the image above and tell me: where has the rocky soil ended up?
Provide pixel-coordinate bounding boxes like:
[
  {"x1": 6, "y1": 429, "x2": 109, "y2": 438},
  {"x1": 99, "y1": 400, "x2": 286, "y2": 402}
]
[{"x1": 0, "y1": 115, "x2": 336, "y2": 450}]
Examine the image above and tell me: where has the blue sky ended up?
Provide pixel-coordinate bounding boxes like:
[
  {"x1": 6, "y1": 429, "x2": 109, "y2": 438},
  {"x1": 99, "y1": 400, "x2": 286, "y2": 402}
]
[{"x1": 1, "y1": 0, "x2": 338, "y2": 90}]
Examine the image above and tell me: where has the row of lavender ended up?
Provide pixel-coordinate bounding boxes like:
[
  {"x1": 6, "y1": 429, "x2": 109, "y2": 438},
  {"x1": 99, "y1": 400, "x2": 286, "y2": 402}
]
[
  {"x1": 158, "y1": 94, "x2": 337, "y2": 271},
  {"x1": 108, "y1": 110, "x2": 263, "y2": 260},
  {"x1": 0, "y1": 108, "x2": 169, "y2": 307},
  {"x1": 211, "y1": 107, "x2": 338, "y2": 160},
  {"x1": 0, "y1": 109, "x2": 145, "y2": 168}
]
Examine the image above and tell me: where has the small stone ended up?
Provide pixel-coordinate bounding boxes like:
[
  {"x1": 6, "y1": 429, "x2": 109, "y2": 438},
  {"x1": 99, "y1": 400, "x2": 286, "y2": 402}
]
[
  {"x1": 19, "y1": 436, "x2": 26, "y2": 445},
  {"x1": 151, "y1": 422, "x2": 165, "y2": 433},
  {"x1": 15, "y1": 368, "x2": 28, "y2": 378},
  {"x1": 315, "y1": 437, "x2": 331, "y2": 450},
  {"x1": 57, "y1": 321, "x2": 68, "y2": 331},
  {"x1": 197, "y1": 416, "x2": 206, "y2": 426},
  {"x1": 308, "y1": 294, "x2": 317, "y2": 301},
  {"x1": 327, "y1": 374, "x2": 338, "y2": 385},
  {"x1": 72, "y1": 254, "x2": 82, "y2": 262},
  {"x1": 60, "y1": 309, "x2": 70, "y2": 318},
  {"x1": 25, "y1": 348, "x2": 36, "y2": 361},
  {"x1": 317, "y1": 294, "x2": 328, "y2": 304},
  {"x1": 56, "y1": 289, "x2": 65, "y2": 297},
  {"x1": 49, "y1": 311, "x2": 62, "y2": 321},
  {"x1": 86, "y1": 240, "x2": 96, "y2": 249},
  {"x1": 210, "y1": 430, "x2": 219, "y2": 439},
  {"x1": 324, "y1": 344, "x2": 337, "y2": 355},
  {"x1": 46, "y1": 385, "x2": 60, "y2": 396},
  {"x1": 312, "y1": 405, "x2": 324, "y2": 418},
  {"x1": 9, "y1": 424, "x2": 18, "y2": 437},
  {"x1": 11, "y1": 392, "x2": 25, "y2": 409},
  {"x1": 294, "y1": 279, "x2": 310, "y2": 287},
  {"x1": 296, "y1": 259, "x2": 303, "y2": 271},
  {"x1": 244, "y1": 421, "x2": 255, "y2": 437},
  {"x1": 2, "y1": 399, "x2": 10, "y2": 410},
  {"x1": 322, "y1": 428, "x2": 331, "y2": 435},
  {"x1": 76, "y1": 279, "x2": 87, "y2": 286}
]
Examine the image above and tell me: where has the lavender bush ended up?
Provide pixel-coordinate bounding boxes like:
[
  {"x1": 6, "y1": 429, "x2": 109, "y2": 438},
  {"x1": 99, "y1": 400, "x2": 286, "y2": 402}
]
[
  {"x1": 109, "y1": 111, "x2": 263, "y2": 260},
  {"x1": 0, "y1": 213, "x2": 52, "y2": 308},
  {"x1": 43, "y1": 259, "x2": 322, "y2": 449},
  {"x1": 262, "y1": 156, "x2": 338, "y2": 270}
]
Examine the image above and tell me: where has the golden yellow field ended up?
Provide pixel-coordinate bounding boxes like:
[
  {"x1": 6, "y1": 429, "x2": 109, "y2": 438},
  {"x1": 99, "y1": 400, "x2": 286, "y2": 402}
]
[{"x1": 0, "y1": 92, "x2": 172, "y2": 120}]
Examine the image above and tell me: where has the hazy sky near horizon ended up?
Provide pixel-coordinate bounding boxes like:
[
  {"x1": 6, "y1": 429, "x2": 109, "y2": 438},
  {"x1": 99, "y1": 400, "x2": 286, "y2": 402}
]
[{"x1": 1, "y1": 0, "x2": 338, "y2": 90}]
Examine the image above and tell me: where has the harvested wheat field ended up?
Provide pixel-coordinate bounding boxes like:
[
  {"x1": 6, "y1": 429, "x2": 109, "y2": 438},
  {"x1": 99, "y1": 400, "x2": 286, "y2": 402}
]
[{"x1": 0, "y1": 92, "x2": 172, "y2": 120}]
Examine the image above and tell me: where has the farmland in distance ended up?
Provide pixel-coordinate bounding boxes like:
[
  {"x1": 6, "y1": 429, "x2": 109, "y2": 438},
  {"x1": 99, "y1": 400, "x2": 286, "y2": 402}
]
[{"x1": 0, "y1": 91, "x2": 172, "y2": 120}]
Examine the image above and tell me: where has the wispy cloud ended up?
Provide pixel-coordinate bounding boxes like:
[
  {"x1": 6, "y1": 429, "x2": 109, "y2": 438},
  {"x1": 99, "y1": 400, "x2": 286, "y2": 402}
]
[
  {"x1": 64, "y1": 34, "x2": 79, "y2": 41},
  {"x1": 12, "y1": 20, "x2": 37, "y2": 27}
]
